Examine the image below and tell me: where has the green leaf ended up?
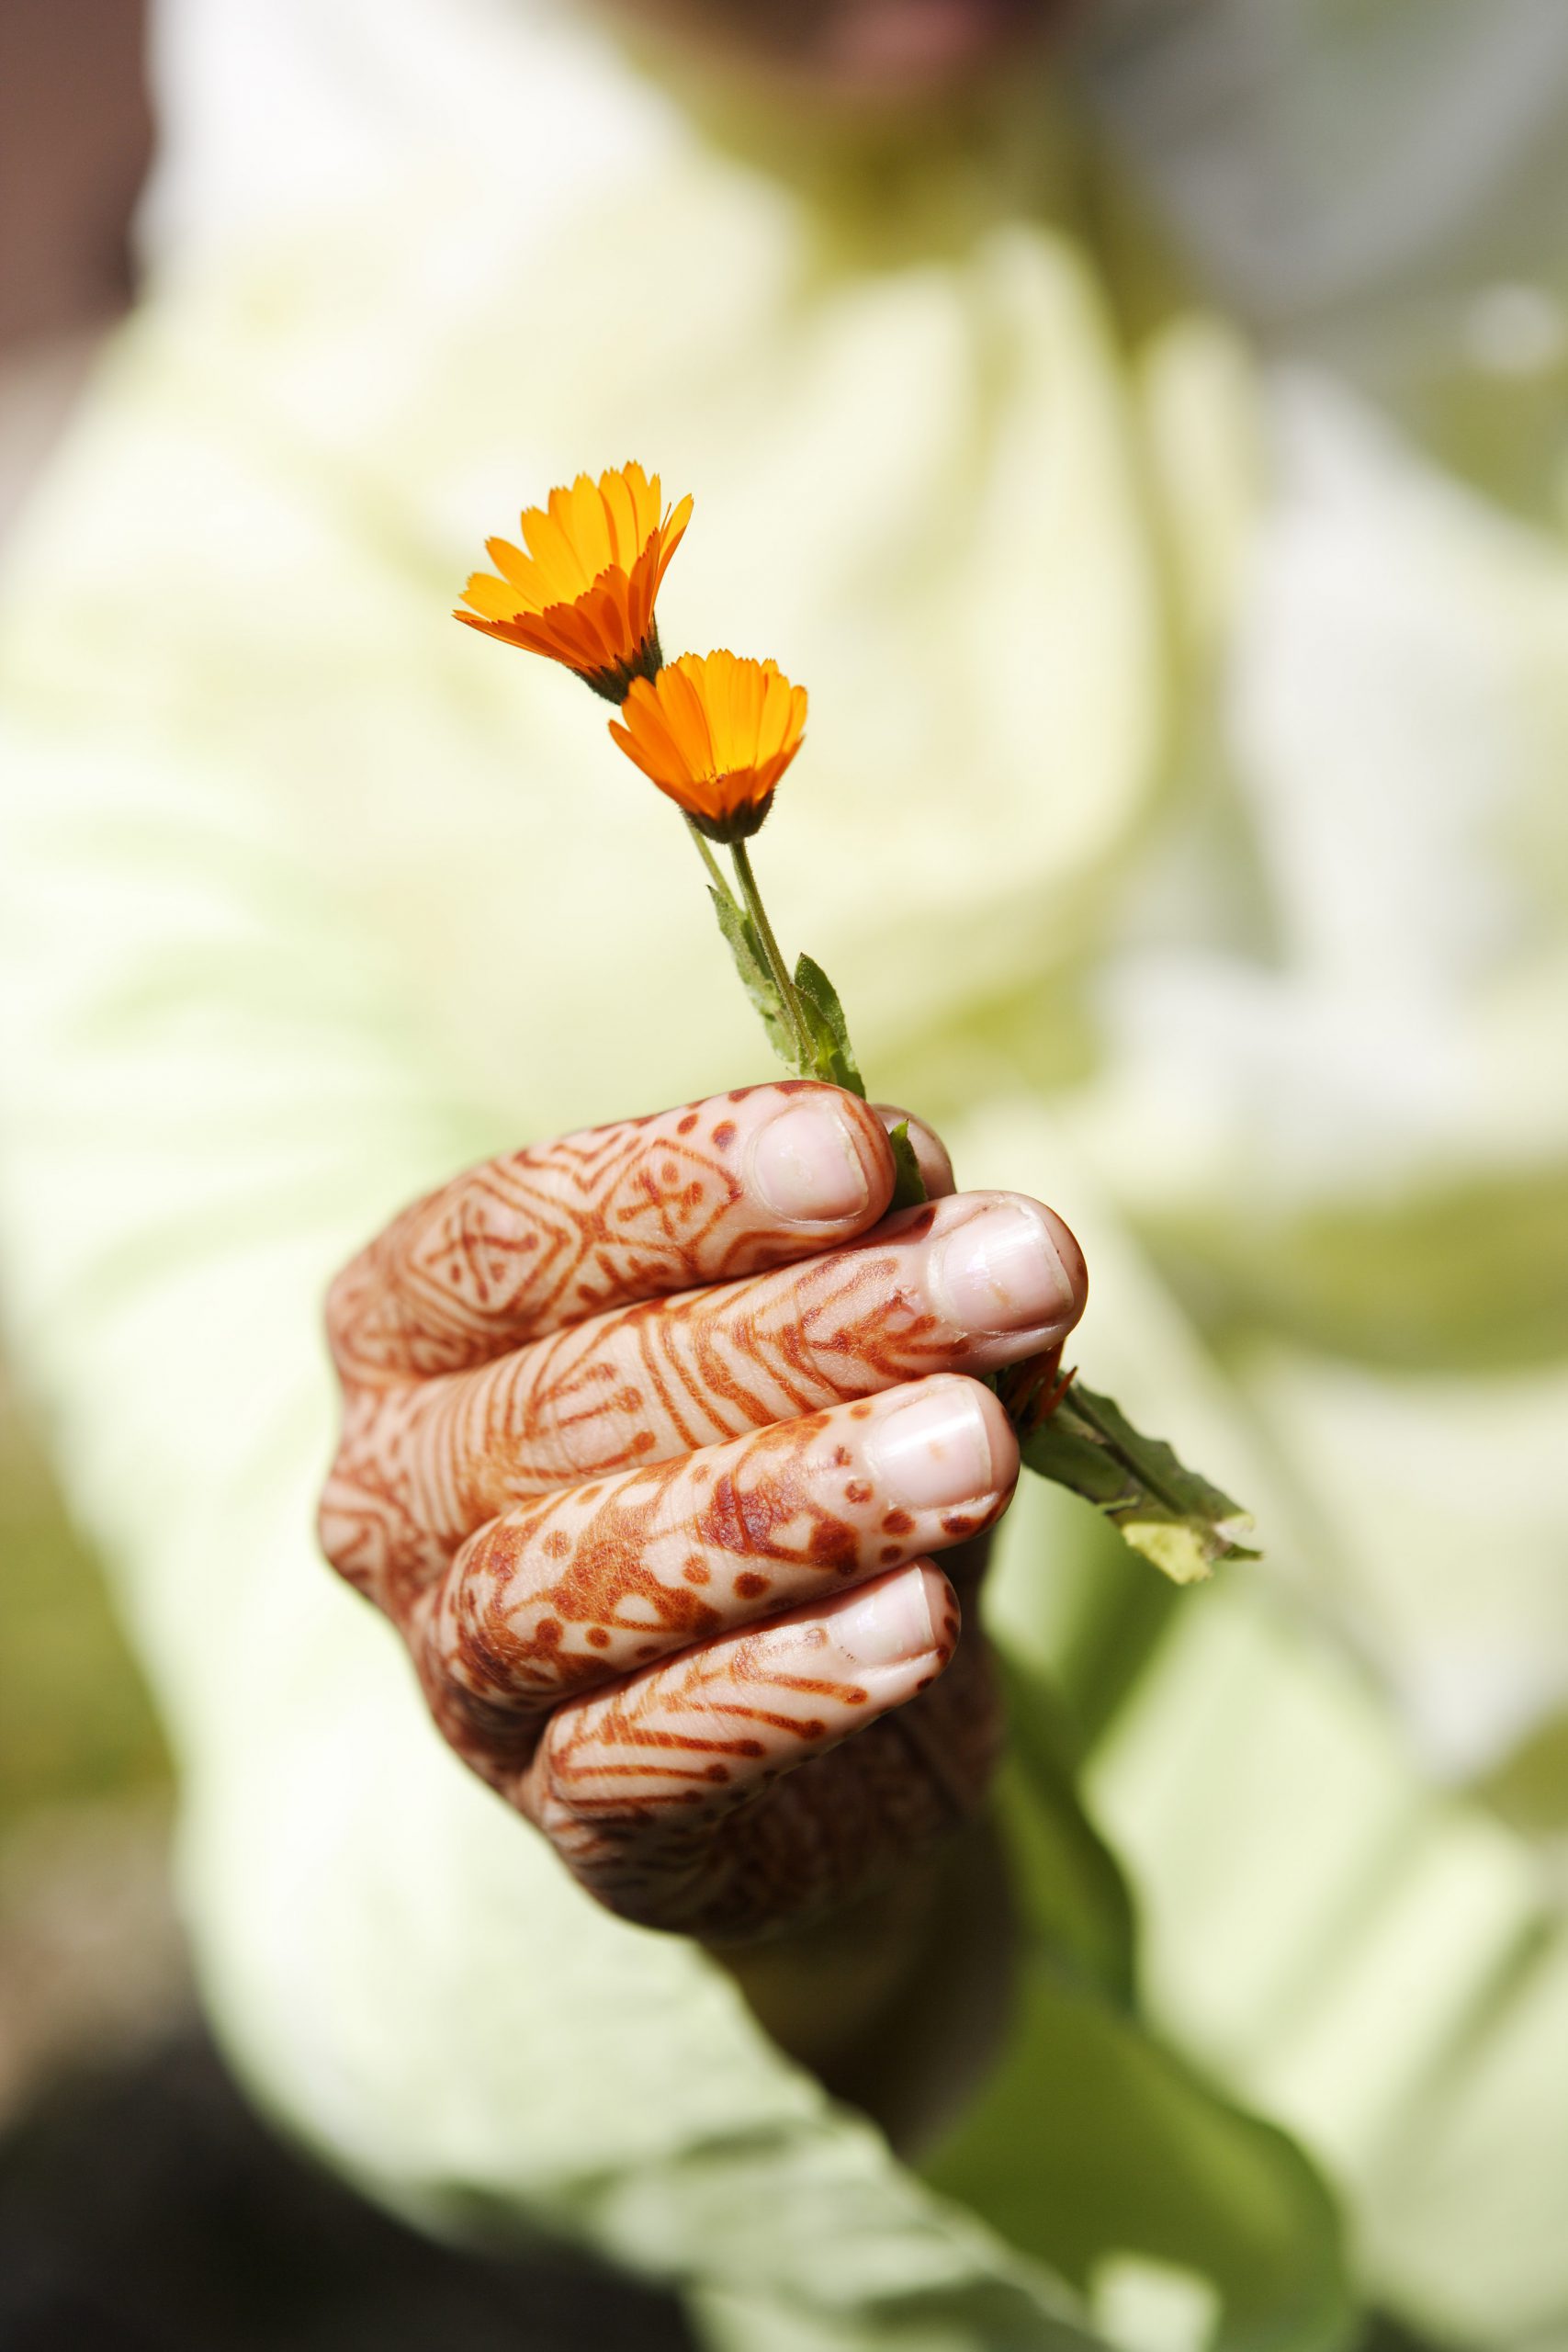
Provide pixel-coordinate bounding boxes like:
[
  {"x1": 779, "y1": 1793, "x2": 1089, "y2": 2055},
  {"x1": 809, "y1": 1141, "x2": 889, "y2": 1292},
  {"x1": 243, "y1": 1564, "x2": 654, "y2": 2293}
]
[
  {"x1": 886, "y1": 1118, "x2": 928, "y2": 1211},
  {"x1": 1021, "y1": 1383, "x2": 1258, "y2": 1586},
  {"x1": 792, "y1": 953, "x2": 866, "y2": 1097},
  {"x1": 792, "y1": 986, "x2": 850, "y2": 1089},
  {"x1": 706, "y1": 885, "x2": 791, "y2": 1068},
  {"x1": 922, "y1": 1954, "x2": 1353, "y2": 2352},
  {"x1": 791, "y1": 954, "x2": 932, "y2": 1208},
  {"x1": 997, "y1": 1654, "x2": 1136, "y2": 2007}
]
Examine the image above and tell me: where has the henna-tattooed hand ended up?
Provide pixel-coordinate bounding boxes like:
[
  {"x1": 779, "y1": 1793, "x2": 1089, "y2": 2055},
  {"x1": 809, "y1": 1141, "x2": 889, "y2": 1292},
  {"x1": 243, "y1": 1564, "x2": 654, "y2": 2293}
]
[{"x1": 320, "y1": 1081, "x2": 1087, "y2": 1946}]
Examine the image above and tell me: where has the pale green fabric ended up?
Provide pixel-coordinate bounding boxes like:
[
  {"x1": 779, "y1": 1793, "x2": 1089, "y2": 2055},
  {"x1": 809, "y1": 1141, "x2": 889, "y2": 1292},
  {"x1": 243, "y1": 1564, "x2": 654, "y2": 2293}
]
[{"x1": 1, "y1": 3, "x2": 1565, "y2": 2347}]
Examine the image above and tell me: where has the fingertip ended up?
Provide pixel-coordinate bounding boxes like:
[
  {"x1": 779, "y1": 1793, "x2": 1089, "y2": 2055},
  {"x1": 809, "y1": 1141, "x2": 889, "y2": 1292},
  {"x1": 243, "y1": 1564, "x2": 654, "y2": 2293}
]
[
  {"x1": 971, "y1": 1377, "x2": 1021, "y2": 1494},
  {"x1": 1040, "y1": 1203, "x2": 1089, "y2": 1326},
  {"x1": 745, "y1": 1082, "x2": 895, "y2": 1228},
  {"x1": 916, "y1": 1559, "x2": 963, "y2": 1667},
  {"x1": 832, "y1": 1557, "x2": 957, "y2": 1672},
  {"x1": 926, "y1": 1191, "x2": 1087, "y2": 1343},
  {"x1": 860, "y1": 1371, "x2": 1016, "y2": 1510}
]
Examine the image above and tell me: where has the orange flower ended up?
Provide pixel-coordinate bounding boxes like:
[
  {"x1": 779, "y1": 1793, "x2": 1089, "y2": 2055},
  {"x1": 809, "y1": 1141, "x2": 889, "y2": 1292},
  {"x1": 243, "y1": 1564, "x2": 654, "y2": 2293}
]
[
  {"x1": 609, "y1": 651, "x2": 808, "y2": 842},
  {"x1": 455, "y1": 462, "x2": 693, "y2": 701}
]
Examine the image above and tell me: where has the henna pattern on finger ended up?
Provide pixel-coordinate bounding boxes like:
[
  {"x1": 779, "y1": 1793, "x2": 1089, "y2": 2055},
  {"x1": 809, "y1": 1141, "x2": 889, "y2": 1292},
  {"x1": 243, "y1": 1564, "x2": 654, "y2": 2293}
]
[
  {"x1": 329, "y1": 1115, "x2": 714, "y2": 1386},
  {"x1": 327, "y1": 1392, "x2": 1006, "y2": 1939},
  {"x1": 317, "y1": 1386, "x2": 432, "y2": 1600},
  {"x1": 529, "y1": 1605, "x2": 998, "y2": 1942},
  {"x1": 406, "y1": 1395, "x2": 1009, "y2": 1761},
  {"x1": 321, "y1": 1195, "x2": 1046, "y2": 1610},
  {"x1": 327, "y1": 1082, "x2": 891, "y2": 1387}
]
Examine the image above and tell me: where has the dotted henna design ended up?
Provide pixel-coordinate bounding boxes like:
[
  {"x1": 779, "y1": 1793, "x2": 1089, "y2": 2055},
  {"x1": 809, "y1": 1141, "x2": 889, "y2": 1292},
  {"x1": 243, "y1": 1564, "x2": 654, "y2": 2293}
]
[{"x1": 407, "y1": 1403, "x2": 1007, "y2": 1757}]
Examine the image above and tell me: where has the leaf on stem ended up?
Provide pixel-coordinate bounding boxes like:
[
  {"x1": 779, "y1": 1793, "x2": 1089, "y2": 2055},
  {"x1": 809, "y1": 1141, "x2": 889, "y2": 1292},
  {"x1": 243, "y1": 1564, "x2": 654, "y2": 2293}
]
[
  {"x1": 792, "y1": 953, "x2": 867, "y2": 1097},
  {"x1": 1020, "y1": 1383, "x2": 1259, "y2": 1586},
  {"x1": 706, "y1": 885, "x2": 791, "y2": 1064}
]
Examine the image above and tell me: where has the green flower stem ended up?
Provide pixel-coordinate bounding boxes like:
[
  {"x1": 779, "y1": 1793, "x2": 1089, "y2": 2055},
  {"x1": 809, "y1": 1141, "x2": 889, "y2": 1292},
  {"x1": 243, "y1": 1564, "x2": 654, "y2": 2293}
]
[
  {"x1": 730, "y1": 837, "x2": 809, "y2": 1068},
  {"x1": 684, "y1": 818, "x2": 733, "y2": 906}
]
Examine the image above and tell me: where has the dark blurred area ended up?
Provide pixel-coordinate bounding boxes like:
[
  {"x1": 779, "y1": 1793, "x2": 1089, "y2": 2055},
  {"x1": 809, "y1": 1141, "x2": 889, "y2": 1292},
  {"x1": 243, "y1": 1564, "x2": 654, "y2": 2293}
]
[
  {"x1": 0, "y1": 0, "x2": 151, "y2": 344},
  {"x1": 0, "y1": 2034, "x2": 694, "y2": 2351},
  {"x1": 0, "y1": 0, "x2": 151, "y2": 537}
]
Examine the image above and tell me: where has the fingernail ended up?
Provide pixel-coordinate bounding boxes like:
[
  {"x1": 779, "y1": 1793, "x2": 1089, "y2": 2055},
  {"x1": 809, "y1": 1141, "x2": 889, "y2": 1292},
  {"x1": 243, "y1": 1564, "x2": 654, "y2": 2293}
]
[
  {"x1": 835, "y1": 1569, "x2": 936, "y2": 1668},
  {"x1": 751, "y1": 1102, "x2": 871, "y2": 1222},
  {"x1": 931, "y1": 1200, "x2": 1077, "y2": 1334},
  {"x1": 867, "y1": 1383, "x2": 996, "y2": 1508}
]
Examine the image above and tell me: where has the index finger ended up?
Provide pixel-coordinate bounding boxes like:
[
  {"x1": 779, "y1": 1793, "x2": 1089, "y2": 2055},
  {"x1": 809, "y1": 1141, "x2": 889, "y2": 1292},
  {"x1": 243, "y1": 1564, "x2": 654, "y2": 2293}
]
[{"x1": 328, "y1": 1082, "x2": 937, "y2": 1386}]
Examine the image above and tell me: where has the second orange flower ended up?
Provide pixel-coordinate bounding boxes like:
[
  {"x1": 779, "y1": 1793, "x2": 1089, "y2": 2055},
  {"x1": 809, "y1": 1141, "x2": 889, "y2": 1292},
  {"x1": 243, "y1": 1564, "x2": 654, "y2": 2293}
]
[{"x1": 609, "y1": 651, "x2": 808, "y2": 842}]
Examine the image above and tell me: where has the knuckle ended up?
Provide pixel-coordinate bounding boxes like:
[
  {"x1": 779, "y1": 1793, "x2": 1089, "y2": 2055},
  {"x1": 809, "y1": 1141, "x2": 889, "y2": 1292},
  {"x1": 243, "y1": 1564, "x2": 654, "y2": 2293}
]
[
  {"x1": 316, "y1": 1443, "x2": 373, "y2": 1589},
  {"x1": 323, "y1": 1250, "x2": 374, "y2": 1374},
  {"x1": 315, "y1": 1386, "x2": 442, "y2": 1604},
  {"x1": 315, "y1": 1484, "x2": 349, "y2": 1580},
  {"x1": 412, "y1": 1564, "x2": 549, "y2": 1781}
]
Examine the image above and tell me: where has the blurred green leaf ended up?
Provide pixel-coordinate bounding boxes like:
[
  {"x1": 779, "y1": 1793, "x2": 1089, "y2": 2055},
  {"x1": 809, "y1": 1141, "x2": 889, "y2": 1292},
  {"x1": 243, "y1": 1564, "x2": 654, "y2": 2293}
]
[
  {"x1": 1477, "y1": 1711, "x2": 1568, "y2": 1836},
  {"x1": 997, "y1": 1655, "x2": 1136, "y2": 2008},
  {"x1": 923, "y1": 1955, "x2": 1354, "y2": 2352}
]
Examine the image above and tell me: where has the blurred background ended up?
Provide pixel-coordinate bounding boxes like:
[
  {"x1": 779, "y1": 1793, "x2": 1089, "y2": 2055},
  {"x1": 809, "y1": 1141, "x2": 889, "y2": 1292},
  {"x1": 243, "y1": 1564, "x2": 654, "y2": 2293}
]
[
  {"x1": 0, "y1": 0, "x2": 178, "y2": 2130},
  {"x1": 0, "y1": 6, "x2": 696, "y2": 2341},
  {"x1": 0, "y1": 2, "x2": 1564, "y2": 2347}
]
